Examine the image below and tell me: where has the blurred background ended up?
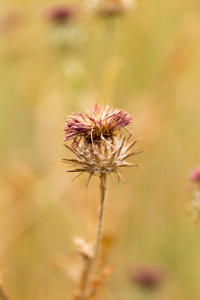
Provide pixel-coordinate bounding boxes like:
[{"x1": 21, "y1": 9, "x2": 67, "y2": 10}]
[{"x1": 1, "y1": 0, "x2": 200, "y2": 299}]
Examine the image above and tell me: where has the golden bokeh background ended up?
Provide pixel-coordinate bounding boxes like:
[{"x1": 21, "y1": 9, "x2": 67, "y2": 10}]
[{"x1": 1, "y1": 0, "x2": 200, "y2": 299}]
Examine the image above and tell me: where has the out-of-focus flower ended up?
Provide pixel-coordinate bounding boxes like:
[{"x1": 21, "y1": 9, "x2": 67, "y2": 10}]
[
  {"x1": 87, "y1": 0, "x2": 135, "y2": 17},
  {"x1": 44, "y1": 4, "x2": 82, "y2": 51},
  {"x1": 45, "y1": 4, "x2": 78, "y2": 25},
  {"x1": 129, "y1": 264, "x2": 165, "y2": 290},
  {"x1": 64, "y1": 104, "x2": 133, "y2": 143},
  {"x1": 189, "y1": 166, "x2": 200, "y2": 185}
]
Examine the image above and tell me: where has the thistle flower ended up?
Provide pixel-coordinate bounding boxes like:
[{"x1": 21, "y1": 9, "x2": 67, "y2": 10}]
[
  {"x1": 45, "y1": 4, "x2": 78, "y2": 25},
  {"x1": 63, "y1": 105, "x2": 144, "y2": 186},
  {"x1": 64, "y1": 104, "x2": 133, "y2": 144},
  {"x1": 44, "y1": 4, "x2": 82, "y2": 51}
]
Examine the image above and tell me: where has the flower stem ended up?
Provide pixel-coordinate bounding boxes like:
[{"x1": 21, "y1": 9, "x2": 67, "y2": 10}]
[
  {"x1": 79, "y1": 173, "x2": 107, "y2": 298},
  {"x1": 94, "y1": 173, "x2": 107, "y2": 262}
]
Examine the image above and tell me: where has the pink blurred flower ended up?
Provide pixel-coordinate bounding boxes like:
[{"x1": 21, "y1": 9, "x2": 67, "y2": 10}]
[
  {"x1": 190, "y1": 166, "x2": 200, "y2": 184},
  {"x1": 129, "y1": 264, "x2": 164, "y2": 290},
  {"x1": 45, "y1": 4, "x2": 78, "y2": 24}
]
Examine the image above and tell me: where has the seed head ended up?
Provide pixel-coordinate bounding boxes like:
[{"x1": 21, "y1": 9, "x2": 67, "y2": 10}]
[
  {"x1": 64, "y1": 104, "x2": 133, "y2": 144},
  {"x1": 63, "y1": 104, "x2": 144, "y2": 185}
]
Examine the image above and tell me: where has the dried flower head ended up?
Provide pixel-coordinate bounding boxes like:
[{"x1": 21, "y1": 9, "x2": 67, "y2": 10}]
[
  {"x1": 87, "y1": 0, "x2": 134, "y2": 17},
  {"x1": 45, "y1": 4, "x2": 78, "y2": 24},
  {"x1": 63, "y1": 137, "x2": 142, "y2": 185},
  {"x1": 63, "y1": 104, "x2": 144, "y2": 185},
  {"x1": 64, "y1": 104, "x2": 133, "y2": 144}
]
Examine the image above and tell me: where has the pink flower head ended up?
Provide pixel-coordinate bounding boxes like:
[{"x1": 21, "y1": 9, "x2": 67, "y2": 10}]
[
  {"x1": 63, "y1": 104, "x2": 133, "y2": 143},
  {"x1": 190, "y1": 166, "x2": 200, "y2": 184},
  {"x1": 129, "y1": 264, "x2": 164, "y2": 290},
  {"x1": 45, "y1": 4, "x2": 77, "y2": 24}
]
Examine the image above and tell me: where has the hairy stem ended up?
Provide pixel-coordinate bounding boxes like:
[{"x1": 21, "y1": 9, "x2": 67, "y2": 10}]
[{"x1": 79, "y1": 173, "x2": 107, "y2": 298}]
